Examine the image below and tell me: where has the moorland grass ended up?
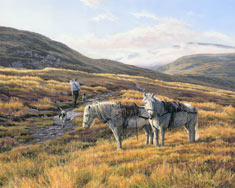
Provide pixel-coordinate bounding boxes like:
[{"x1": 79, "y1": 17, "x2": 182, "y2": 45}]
[{"x1": 0, "y1": 67, "x2": 234, "y2": 187}]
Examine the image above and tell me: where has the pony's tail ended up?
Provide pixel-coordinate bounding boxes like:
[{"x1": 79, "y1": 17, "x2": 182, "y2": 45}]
[{"x1": 195, "y1": 115, "x2": 199, "y2": 141}]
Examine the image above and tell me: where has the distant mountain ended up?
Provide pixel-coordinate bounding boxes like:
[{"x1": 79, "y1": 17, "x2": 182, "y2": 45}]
[
  {"x1": 0, "y1": 26, "x2": 173, "y2": 81},
  {"x1": 157, "y1": 53, "x2": 235, "y2": 90},
  {"x1": 146, "y1": 42, "x2": 235, "y2": 70},
  {"x1": 186, "y1": 42, "x2": 235, "y2": 50}
]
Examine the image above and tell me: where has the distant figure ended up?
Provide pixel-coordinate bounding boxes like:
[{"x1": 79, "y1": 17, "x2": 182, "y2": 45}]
[
  {"x1": 69, "y1": 79, "x2": 80, "y2": 107},
  {"x1": 82, "y1": 93, "x2": 86, "y2": 102}
]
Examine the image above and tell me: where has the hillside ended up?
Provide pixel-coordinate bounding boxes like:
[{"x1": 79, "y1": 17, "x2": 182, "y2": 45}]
[
  {"x1": 0, "y1": 67, "x2": 234, "y2": 187},
  {"x1": 157, "y1": 53, "x2": 235, "y2": 90},
  {"x1": 0, "y1": 26, "x2": 176, "y2": 81}
]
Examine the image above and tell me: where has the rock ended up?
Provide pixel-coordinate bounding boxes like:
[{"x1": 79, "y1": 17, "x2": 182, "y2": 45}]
[
  {"x1": 3, "y1": 86, "x2": 9, "y2": 90},
  {"x1": 27, "y1": 109, "x2": 39, "y2": 114},
  {"x1": 55, "y1": 100, "x2": 61, "y2": 104},
  {"x1": 61, "y1": 92, "x2": 68, "y2": 96}
]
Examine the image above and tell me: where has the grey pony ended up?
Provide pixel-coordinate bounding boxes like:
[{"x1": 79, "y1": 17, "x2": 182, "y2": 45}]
[
  {"x1": 82, "y1": 101, "x2": 153, "y2": 149},
  {"x1": 143, "y1": 93, "x2": 199, "y2": 147}
]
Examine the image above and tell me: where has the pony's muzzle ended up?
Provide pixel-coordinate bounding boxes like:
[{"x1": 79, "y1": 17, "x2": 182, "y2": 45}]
[
  {"x1": 82, "y1": 122, "x2": 89, "y2": 129},
  {"x1": 149, "y1": 114, "x2": 154, "y2": 119}
]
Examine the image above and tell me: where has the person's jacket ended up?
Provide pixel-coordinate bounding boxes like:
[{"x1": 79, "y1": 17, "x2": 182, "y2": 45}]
[{"x1": 70, "y1": 81, "x2": 80, "y2": 91}]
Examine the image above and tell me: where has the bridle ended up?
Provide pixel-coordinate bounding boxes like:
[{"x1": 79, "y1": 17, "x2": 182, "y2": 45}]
[{"x1": 145, "y1": 100, "x2": 170, "y2": 119}]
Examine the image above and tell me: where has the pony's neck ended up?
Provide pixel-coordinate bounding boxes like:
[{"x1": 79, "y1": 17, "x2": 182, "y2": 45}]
[
  {"x1": 93, "y1": 103, "x2": 107, "y2": 121},
  {"x1": 153, "y1": 97, "x2": 164, "y2": 114}
]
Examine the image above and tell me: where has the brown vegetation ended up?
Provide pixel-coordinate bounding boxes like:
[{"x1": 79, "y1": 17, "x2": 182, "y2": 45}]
[{"x1": 0, "y1": 67, "x2": 234, "y2": 187}]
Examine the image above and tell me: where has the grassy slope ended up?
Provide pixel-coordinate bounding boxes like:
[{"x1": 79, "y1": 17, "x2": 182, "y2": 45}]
[
  {"x1": 157, "y1": 53, "x2": 235, "y2": 90},
  {"x1": 0, "y1": 67, "x2": 234, "y2": 187},
  {"x1": 0, "y1": 26, "x2": 176, "y2": 82},
  {"x1": 1, "y1": 26, "x2": 234, "y2": 91}
]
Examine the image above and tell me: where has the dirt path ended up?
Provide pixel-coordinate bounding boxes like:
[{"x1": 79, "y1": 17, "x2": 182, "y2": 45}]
[
  {"x1": 135, "y1": 82, "x2": 145, "y2": 92},
  {"x1": 28, "y1": 92, "x2": 114, "y2": 144},
  {"x1": 28, "y1": 82, "x2": 145, "y2": 144}
]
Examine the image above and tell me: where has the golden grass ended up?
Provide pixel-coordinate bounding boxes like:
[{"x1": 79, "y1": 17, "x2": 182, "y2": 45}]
[
  {"x1": 0, "y1": 67, "x2": 235, "y2": 187},
  {"x1": 31, "y1": 97, "x2": 54, "y2": 110},
  {"x1": 1, "y1": 88, "x2": 234, "y2": 187},
  {"x1": 0, "y1": 121, "x2": 234, "y2": 188},
  {"x1": 0, "y1": 98, "x2": 29, "y2": 116},
  {"x1": 100, "y1": 73, "x2": 235, "y2": 101}
]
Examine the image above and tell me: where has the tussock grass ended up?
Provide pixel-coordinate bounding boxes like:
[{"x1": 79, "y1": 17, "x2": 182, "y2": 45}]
[
  {"x1": 31, "y1": 97, "x2": 55, "y2": 110},
  {"x1": 0, "y1": 98, "x2": 29, "y2": 116},
  {"x1": 0, "y1": 122, "x2": 234, "y2": 188},
  {"x1": 0, "y1": 67, "x2": 235, "y2": 187}
]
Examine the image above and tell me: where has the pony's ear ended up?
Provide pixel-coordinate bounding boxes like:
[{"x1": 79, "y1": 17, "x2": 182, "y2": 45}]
[
  {"x1": 117, "y1": 102, "x2": 121, "y2": 107},
  {"x1": 151, "y1": 93, "x2": 154, "y2": 98},
  {"x1": 143, "y1": 93, "x2": 147, "y2": 97},
  {"x1": 88, "y1": 106, "x2": 91, "y2": 110}
]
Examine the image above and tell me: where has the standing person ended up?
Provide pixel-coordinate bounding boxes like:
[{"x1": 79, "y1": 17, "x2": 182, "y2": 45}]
[{"x1": 69, "y1": 79, "x2": 80, "y2": 107}]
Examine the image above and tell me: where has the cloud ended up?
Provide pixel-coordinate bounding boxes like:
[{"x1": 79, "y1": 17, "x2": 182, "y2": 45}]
[
  {"x1": 187, "y1": 11, "x2": 204, "y2": 18},
  {"x1": 127, "y1": 52, "x2": 140, "y2": 59},
  {"x1": 203, "y1": 31, "x2": 230, "y2": 40},
  {"x1": 77, "y1": 17, "x2": 195, "y2": 49},
  {"x1": 116, "y1": 43, "x2": 235, "y2": 67},
  {"x1": 56, "y1": 13, "x2": 235, "y2": 68},
  {"x1": 90, "y1": 13, "x2": 118, "y2": 22},
  {"x1": 80, "y1": 0, "x2": 104, "y2": 8},
  {"x1": 131, "y1": 11, "x2": 158, "y2": 20}
]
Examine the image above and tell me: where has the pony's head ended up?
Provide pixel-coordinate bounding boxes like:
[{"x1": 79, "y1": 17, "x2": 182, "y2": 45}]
[
  {"x1": 143, "y1": 93, "x2": 155, "y2": 118},
  {"x1": 82, "y1": 105, "x2": 96, "y2": 129}
]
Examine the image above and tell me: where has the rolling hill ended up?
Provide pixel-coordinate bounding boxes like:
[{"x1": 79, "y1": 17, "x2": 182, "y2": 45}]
[
  {"x1": 157, "y1": 53, "x2": 235, "y2": 90},
  {"x1": 0, "y1": 26, "x2": 176, "y2": 81},
  {"x1": 1, "y1": 26, "x2": 235, "y2": 90}
]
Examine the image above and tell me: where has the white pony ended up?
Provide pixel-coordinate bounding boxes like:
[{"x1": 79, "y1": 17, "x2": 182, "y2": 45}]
[
  {"x1": 82, "y1": 102, "x2": 153, "y2": 149},
  {"x1": 143, "y1": 93, "x2": 199, "y2": 147}
]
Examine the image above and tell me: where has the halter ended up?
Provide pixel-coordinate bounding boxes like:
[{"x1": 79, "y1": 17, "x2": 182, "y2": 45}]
[{"x1": 145, "y1": 101, "x2": 170, "y2": 118}]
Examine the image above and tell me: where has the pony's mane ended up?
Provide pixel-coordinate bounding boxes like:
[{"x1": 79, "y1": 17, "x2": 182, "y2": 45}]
[
  {"x1": 183, "y1": 103, "x2": 193, "y2": 108},
  {"x1": 87, "y1": 101, "x2": 120, "y2": 121},
  {"x1": 153, "y1": 96, "x2": 162, "y2": 103},
  {"x1": 89, "y1": 101, "x2": 117, "y2": 108}
]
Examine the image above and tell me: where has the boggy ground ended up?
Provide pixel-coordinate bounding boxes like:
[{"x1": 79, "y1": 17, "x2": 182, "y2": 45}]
[{"x1": 0, "y1": 67, "x2": 234, "y2": 187}]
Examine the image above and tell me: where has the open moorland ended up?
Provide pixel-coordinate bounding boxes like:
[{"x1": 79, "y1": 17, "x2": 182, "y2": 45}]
[
  {"x1": 0, "y1": 67, "x2": 234, "y2": 188},
  {"x1": 157, "y1": 53, "x2": 235, "y2": 91}
]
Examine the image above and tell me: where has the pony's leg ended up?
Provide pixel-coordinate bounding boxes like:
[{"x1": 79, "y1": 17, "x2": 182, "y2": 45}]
[
  {"x1": 190, "y1": 114, "x2": 199, "y2": 142},
  {"x1": 146, "y1": 134, "x2": 149, "y2": 145},
  {"x1": 108, "y1": 122, "x2": 122, "y2": 149},
  {"x1": 149, "y1": 118, "x2": 160, "y2": 146},
  {"x1": 113, "y1": 128, "x2": 122, "y2": 149},
  {"x1": 117, "y1": 134, "x2": 122, "y2": 149},
  {"x1": 160, "y1": 127, "x2": 166, "y2": 147},
  {"x1": 184, "y1": 123, "x2": 191, "y2": 142},
  {"x1": 189, "y1": 121, "x2": 196, "y2": 142},
  {"x1": 187, "y1": 116, "x2": 197, "y2": 142},
  {"x1": 143, "y1": 125, "x2": 150, "y2": 145},
  {"x1": 153, "y1": 127, "x2": 159, "y2": 147},
  {"x1": 150, "y1": 131, "x2": 154, "y2": 145}
]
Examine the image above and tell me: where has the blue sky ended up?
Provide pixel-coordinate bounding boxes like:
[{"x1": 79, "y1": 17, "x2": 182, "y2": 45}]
[{"x1": 1, "y1": 0, "x2": 235, "y2": 67}]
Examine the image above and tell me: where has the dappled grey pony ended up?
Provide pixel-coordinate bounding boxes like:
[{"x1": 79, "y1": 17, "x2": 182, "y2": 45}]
[
  {"x1": 143, "y1": 93, "x2": 199, "y2": 147},
  {"x1": 82, "y1": 102, "x2": 153, "y2": 149}
]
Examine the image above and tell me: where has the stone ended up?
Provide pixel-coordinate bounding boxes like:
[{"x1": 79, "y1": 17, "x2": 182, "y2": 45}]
[{"x1": 27, "y1": 109, "x2": 39, "y2": 114}]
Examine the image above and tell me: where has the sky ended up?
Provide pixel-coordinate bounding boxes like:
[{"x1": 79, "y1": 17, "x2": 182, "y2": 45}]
[{"x1": 1, "y1": 0, "x2": 235, "y2": 67}]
